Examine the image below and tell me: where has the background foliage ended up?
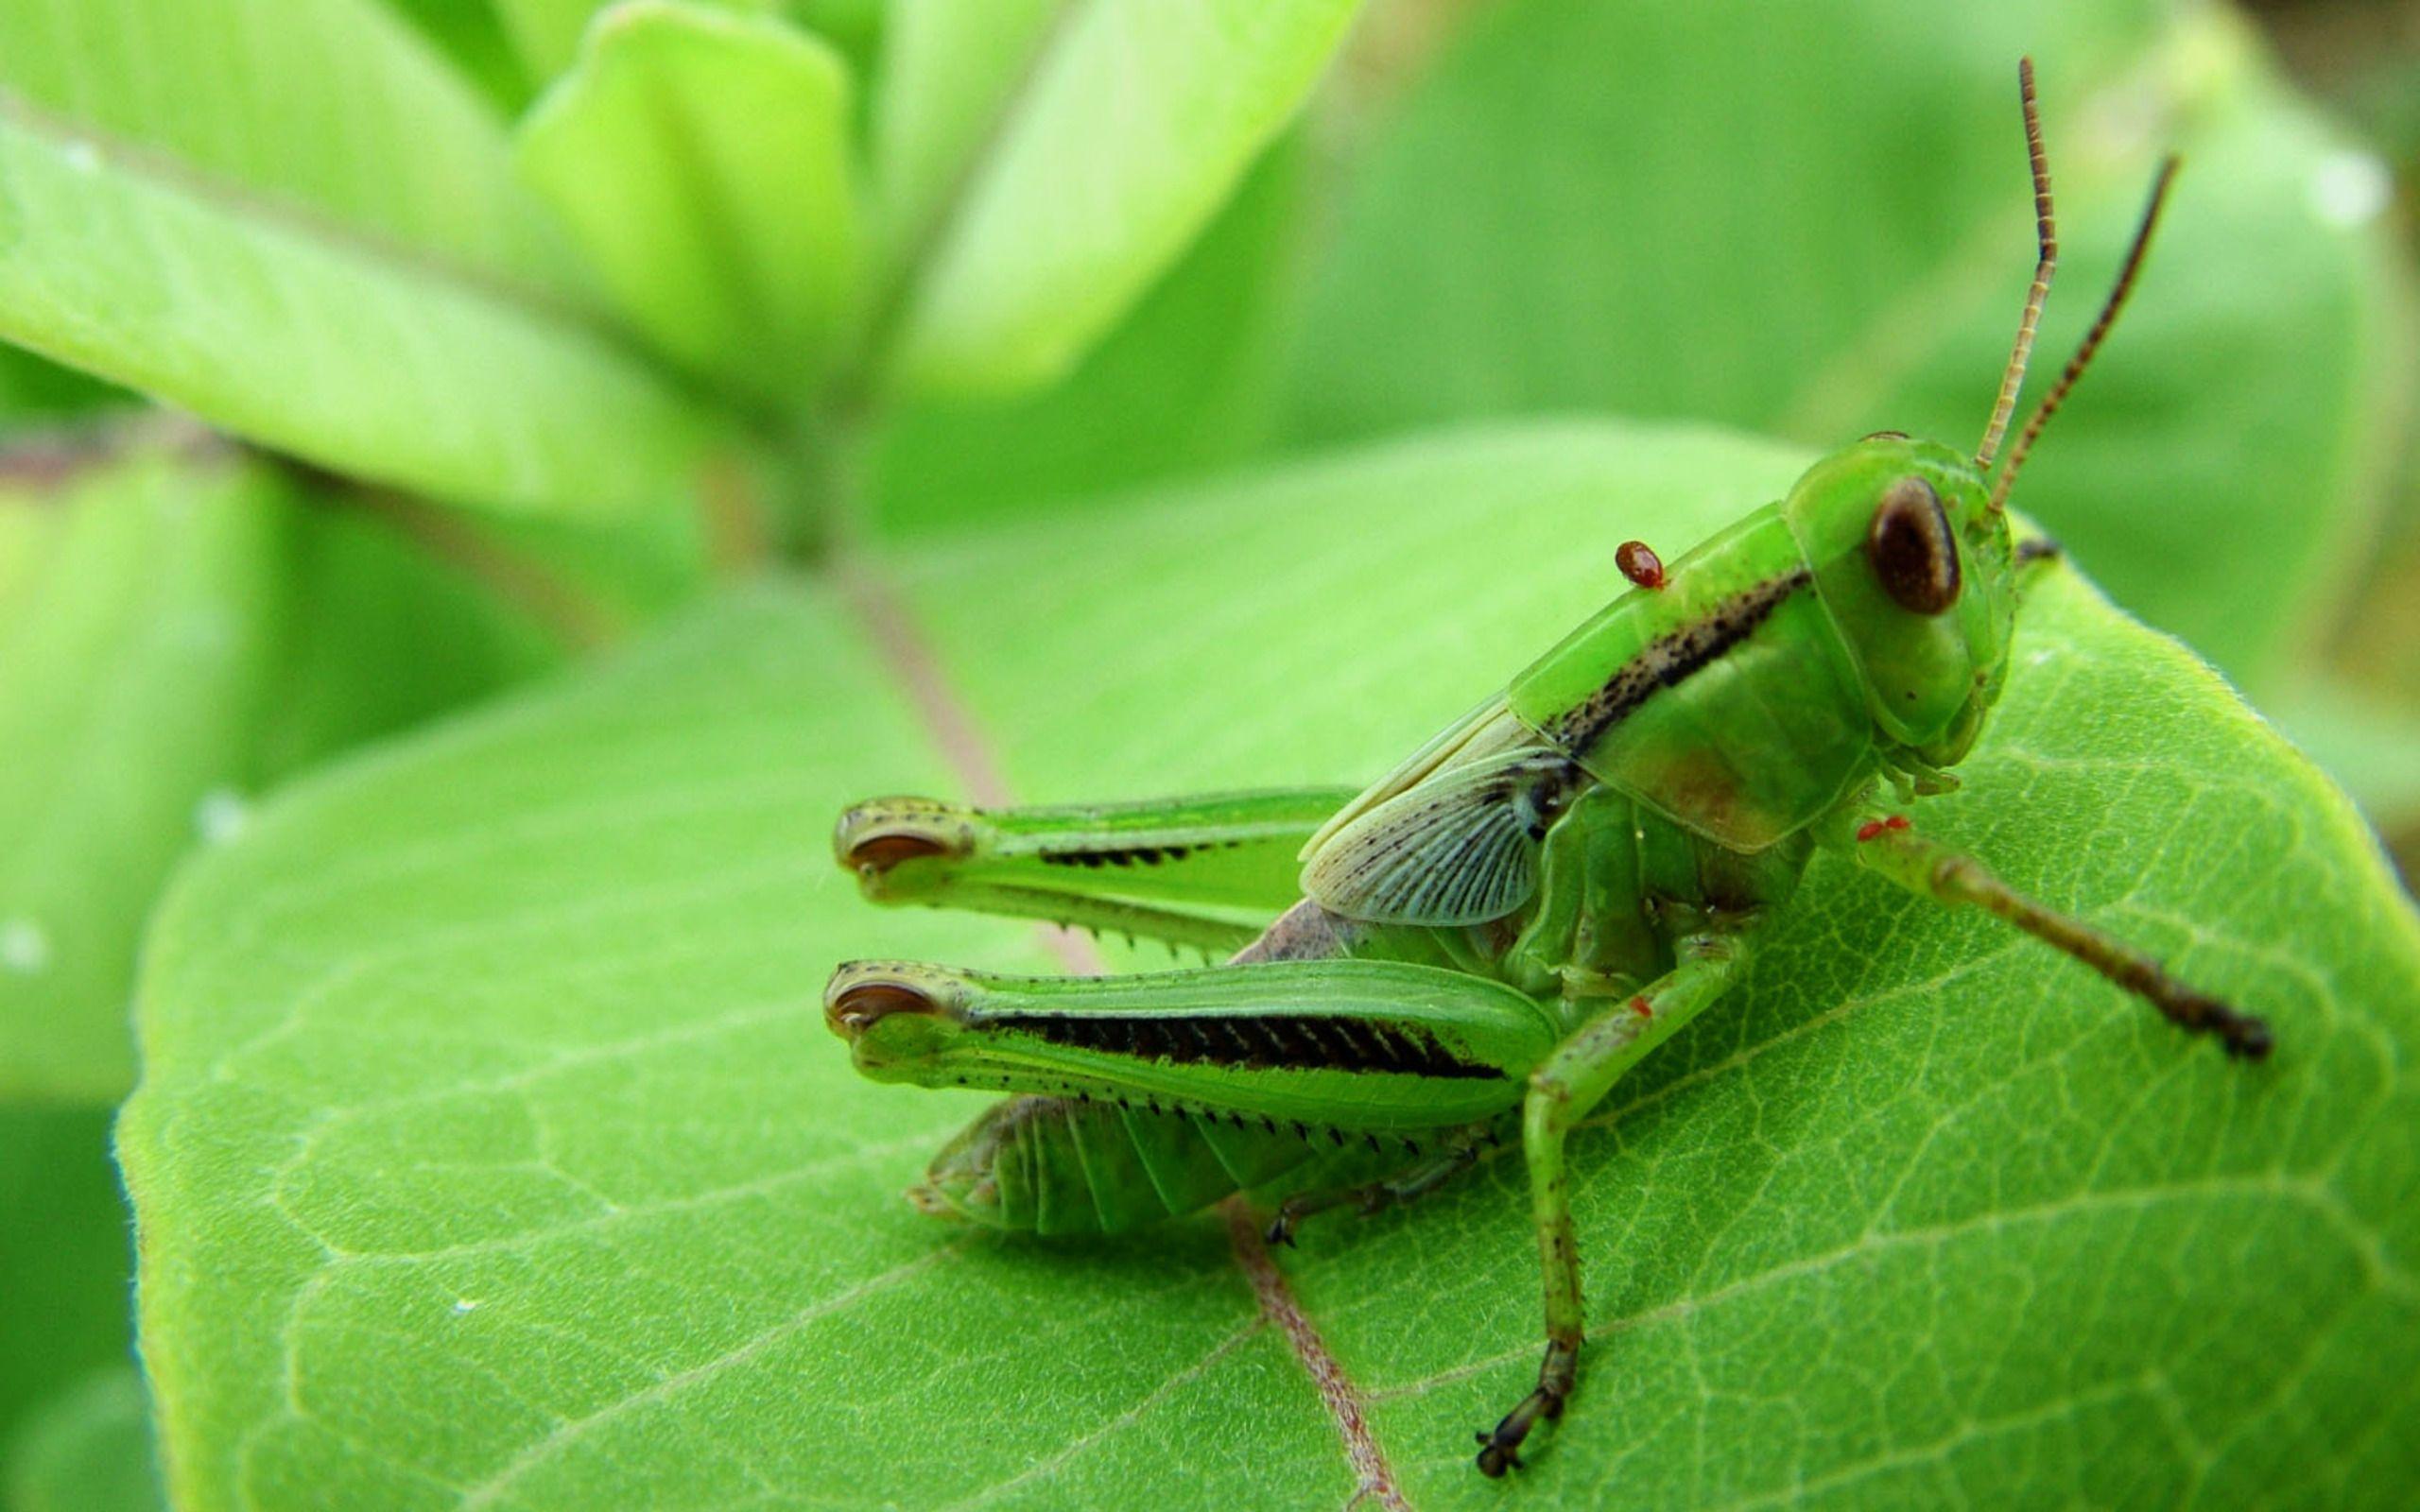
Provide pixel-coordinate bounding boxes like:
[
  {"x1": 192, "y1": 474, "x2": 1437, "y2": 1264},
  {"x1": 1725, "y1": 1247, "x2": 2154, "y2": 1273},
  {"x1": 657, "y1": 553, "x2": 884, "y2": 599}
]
[{"x1": 1, "y1": 1, "x2": 2415, "y2": 1508}]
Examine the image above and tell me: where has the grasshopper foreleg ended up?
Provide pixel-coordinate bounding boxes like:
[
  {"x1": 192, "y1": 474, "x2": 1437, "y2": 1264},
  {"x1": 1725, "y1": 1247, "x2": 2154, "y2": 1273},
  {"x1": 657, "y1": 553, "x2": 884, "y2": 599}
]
[
  {"x1": 1478, "y1": 928, "x2": 1754, "y2": 1477},
  {"x1": 1844, "y1": 813, "x2": 2272, "y2": 1058}
]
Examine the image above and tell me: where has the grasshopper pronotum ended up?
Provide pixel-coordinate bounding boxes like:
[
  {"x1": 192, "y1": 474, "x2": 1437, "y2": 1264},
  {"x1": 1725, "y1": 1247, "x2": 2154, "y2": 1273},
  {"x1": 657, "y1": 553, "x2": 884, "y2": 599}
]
[{"x1": 825, "y1": 62, "x2": 2269, "y2": 1477}]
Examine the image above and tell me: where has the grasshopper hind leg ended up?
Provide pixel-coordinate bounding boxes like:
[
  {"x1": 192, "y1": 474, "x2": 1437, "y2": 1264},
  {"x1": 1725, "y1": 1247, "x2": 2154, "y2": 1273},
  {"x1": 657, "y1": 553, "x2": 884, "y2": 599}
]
[{"x1": 835, "y1": 787, "x2": 1355, "y2": 955}]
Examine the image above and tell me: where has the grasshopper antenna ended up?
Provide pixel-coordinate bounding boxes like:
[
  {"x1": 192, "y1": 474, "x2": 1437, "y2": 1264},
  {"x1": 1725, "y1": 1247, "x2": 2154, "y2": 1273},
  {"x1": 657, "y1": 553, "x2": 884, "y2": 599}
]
[
  {"x1": 1975, "y1": 58, "x2": 2057, "y2": 472},
  {"x1": 1988, "y1": 156, "x2": 2179, "y2": 512}
]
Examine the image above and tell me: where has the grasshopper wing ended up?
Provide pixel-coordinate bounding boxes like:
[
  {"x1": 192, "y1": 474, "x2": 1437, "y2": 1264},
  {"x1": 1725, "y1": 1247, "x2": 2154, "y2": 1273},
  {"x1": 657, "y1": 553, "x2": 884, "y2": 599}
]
[
  {"x1": 1301, "y1": 746, "x2": 1564, "y2": 925},
  {"x1": 1299, "y1": 695, "x2": 1531, "y2": 860}
]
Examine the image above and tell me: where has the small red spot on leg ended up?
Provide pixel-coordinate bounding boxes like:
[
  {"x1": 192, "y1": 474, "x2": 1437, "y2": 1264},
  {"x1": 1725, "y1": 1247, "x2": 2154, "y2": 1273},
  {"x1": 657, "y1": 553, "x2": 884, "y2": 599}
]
[
  {"x1": 1630, "y1": 996, "x2": 1653, "y2": 1019},
  {"x1": 1885, "y1": 815, "x2": 1910, "y2": 833},
  {"x1": 1856, "y1": 820, "x2": 1886, "y2": 842}
]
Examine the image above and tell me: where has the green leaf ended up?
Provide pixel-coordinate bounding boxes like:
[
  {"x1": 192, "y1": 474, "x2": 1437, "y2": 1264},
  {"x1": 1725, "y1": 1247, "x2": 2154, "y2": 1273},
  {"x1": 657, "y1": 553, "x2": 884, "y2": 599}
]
[
  {"x1": 5, "y1": 1367, "x2": 162, "y2": 1512},
  {"x1": 785, "y1": 0, "x2": 882, "y2": 83},
  {"x1": 496, "y1": 0, "x2": 608, "y2": 78},
  {"x1": 123, "y1": 422, "x2": 2420, "y2": 1507},
  {"x1": 0, "y1": 0, "x2": 568, "y2": 287},
  {"x1": 865, "y1": 0, "x2": 1062, "y2": 266},
  {"x1": 239, "y1": 497, "x2": 564, "y2": 787},
  {"x1": 0, "y1": 1106, "x2": 134, "y2": 1460},
  {"x1": 0, "y1": 449, "x2": 285, "y2": 1102},
  {"x1": 385, "y1": 0, "x2": 539, "y2": 112},
  {"x1": 0, "y1": 441, "x2": 564, "y2": 1103},
  {"x1": 869, "y1": 137, "x2": 1305, "y2": 534},
  {"x1": 0, "y1": 0, "x2": 737, "y2": 509},
  {"x1": 1278, "y1": 0, "x2": 2417, "y2": 690},
  {"x1": 495, "y1": 0, "x2": 789, "y2": 81},
  {"x1": 0, "y1": 110, "x2": 729, "y2": 514},
  {"x1": 516, "y1": 3, "x2": 861, "y2": 399},
  {"x1": 0, "y1": 348, "x2": 124, "y2": 419},
  {"x1": 880, "y1": 0, "x2": 1364, "y2": 398}
]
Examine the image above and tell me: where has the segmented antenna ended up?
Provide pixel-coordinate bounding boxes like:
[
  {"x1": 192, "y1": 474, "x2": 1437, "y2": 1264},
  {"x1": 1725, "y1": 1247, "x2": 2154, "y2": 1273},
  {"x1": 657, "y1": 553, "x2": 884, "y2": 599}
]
[
  {"x1": 1975, "y1": 58, "x2": 2058, "y2": 472},
  {"x1": 1987, "y1": 157, "x2": 2179, "y2": 513}
]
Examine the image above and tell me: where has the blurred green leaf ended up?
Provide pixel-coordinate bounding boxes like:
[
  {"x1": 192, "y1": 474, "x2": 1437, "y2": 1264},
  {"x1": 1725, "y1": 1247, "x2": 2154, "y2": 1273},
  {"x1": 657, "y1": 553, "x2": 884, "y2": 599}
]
[
  {"x1": 241, "y1": 497, "x2": 563, "y2": 787},
  {"x1": 0, "y1": 0, "x2": 568, "y2": 287},
  {"x1": 0, "y1": 109, "x2": 731, "y2": 514},
  {"x1": 870, "y1": 138, "x2": 1306, "y2": 534},
  {"x1": 385, "y1": 0, "x2": 539, "y2": 111},
  {"x1": 0, "y1": 350, "x2": 124, "y2": 420},
  {"x1": 5, "y1": 1366, "x2": 160, "y2": 1512},
  {"x1": 880, "y1": 0, "x2": 1364, "y2": 398},
  {"x1": 2269, "y1": 676, "x2": 2420, "y2": 831},
  {"x1": 496, "y1": 0, "x2": 608, "y2": 77},
  {"x1": 496, "y1": 0, "x2": 787, "y2": 80},
  {"x1": 786, "y1": 0, "x2": 882, "y2": 82},
  {"x1": 0, "y1": 441, "x2": 568, "y2": 1103},
  {"x1": 124, "y1": 422, "x2": 2419, "y2": 1508},
  {"x1": 1278, "y1": 0, "x2": 2416, "y2": 689},
  {"x1": 865, "y1": 0, "x2": 1061, "y2": 266},
  {"x1": 0, "y1": 1106, "x2": 132, "y2": 1460},
  {"x1": 517, "y1": 3, "x2": 860, "y2": 399},
  {"x1": 0, "y1": 448, "x2": 285, "y2": 1101}
]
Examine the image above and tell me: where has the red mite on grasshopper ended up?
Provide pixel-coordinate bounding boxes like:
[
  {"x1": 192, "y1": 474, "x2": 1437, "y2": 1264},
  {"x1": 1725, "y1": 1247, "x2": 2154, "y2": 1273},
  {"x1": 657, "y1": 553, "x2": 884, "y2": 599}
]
[{"x1": 826, "y1": 61, "x2": 2266, "y2": 1476}]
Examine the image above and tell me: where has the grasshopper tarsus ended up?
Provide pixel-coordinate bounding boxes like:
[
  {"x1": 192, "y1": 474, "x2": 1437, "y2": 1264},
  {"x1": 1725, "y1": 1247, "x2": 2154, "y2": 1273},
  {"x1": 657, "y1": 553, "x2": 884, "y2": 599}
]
[
  {"x1": 1476, "y1": 1335, "x2": 1579, "y2": 1476},
  {"x1": 1474, "y1": 1389, "x2": 1558, "y2": 1478},
  {"x1": 2184, "y1": 992, "x2": 2273, "y2": 1061},
  {"x1": 2225, "y1": 1016, "x2": 2275, "y2": 1062},
  {"x1": 1474, "y1": 1435, "x2": 1516, "y2": 1479},
  {"x1": 2140, "y1": 973, "x2": 2272, "y2": 1059}
]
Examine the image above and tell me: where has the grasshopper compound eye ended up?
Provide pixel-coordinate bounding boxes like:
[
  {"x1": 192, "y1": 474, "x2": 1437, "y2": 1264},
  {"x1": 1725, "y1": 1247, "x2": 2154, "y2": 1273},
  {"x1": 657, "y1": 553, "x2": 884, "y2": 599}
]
[{"x1": 1866, "y1": 476, "x2": 1962, "y2": 615}]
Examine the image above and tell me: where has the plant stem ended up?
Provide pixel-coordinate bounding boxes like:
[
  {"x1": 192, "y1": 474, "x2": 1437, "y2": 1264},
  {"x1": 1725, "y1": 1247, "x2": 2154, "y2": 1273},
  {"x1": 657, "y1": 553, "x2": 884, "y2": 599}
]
[{"x1": 770, "y1": 405, "x2": 873, "y2": 568}]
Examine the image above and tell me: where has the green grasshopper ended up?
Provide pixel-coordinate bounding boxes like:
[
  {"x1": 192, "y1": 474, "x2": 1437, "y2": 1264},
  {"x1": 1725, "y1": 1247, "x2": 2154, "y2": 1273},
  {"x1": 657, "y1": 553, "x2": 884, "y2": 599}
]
[{"x1": 825, "y1": 62, "x2": 2270, "y2": 1477}]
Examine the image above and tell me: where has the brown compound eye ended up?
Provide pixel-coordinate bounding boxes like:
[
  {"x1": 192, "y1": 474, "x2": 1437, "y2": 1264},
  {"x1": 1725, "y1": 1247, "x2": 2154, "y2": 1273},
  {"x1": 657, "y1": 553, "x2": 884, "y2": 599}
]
[{"x1": 1866, "y1": 476, "x2": 1961, "y2": 615}]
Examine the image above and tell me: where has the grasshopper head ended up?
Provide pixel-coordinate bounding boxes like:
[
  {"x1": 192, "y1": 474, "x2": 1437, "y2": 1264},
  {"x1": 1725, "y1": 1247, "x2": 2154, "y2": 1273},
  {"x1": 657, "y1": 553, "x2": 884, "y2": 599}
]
[
  {"x1": 1778, "y1": 65, "x2": 2179, "y2": 774},
  {"x1": 1783, "y1": 435, "x2": 2017, "y2": 768}
]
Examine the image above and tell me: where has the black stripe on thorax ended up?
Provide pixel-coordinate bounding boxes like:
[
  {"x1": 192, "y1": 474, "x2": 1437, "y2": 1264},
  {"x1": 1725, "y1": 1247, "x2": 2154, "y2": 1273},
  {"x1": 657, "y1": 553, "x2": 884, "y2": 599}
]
[
  {"x1": 1552, "y1": 567, "x2": 1814, "y2": 753},
  {"x1": 976, "y1": 1009, "x2": 1503, "y2": 1079}
]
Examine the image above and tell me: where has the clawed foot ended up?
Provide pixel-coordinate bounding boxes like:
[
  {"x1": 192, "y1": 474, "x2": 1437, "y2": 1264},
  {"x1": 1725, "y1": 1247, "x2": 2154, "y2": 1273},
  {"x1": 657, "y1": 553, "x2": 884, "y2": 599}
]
[
  {"x1": 1473, "y1": 1383, "x2": 1564, "y2": 1477},
  {"x1": 2176, "y1": 988, "x2": 2273, "y2": 1061},
  {"x1": 1475, "y1": 1336, "x2": 1578, "y2": 1477}
]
